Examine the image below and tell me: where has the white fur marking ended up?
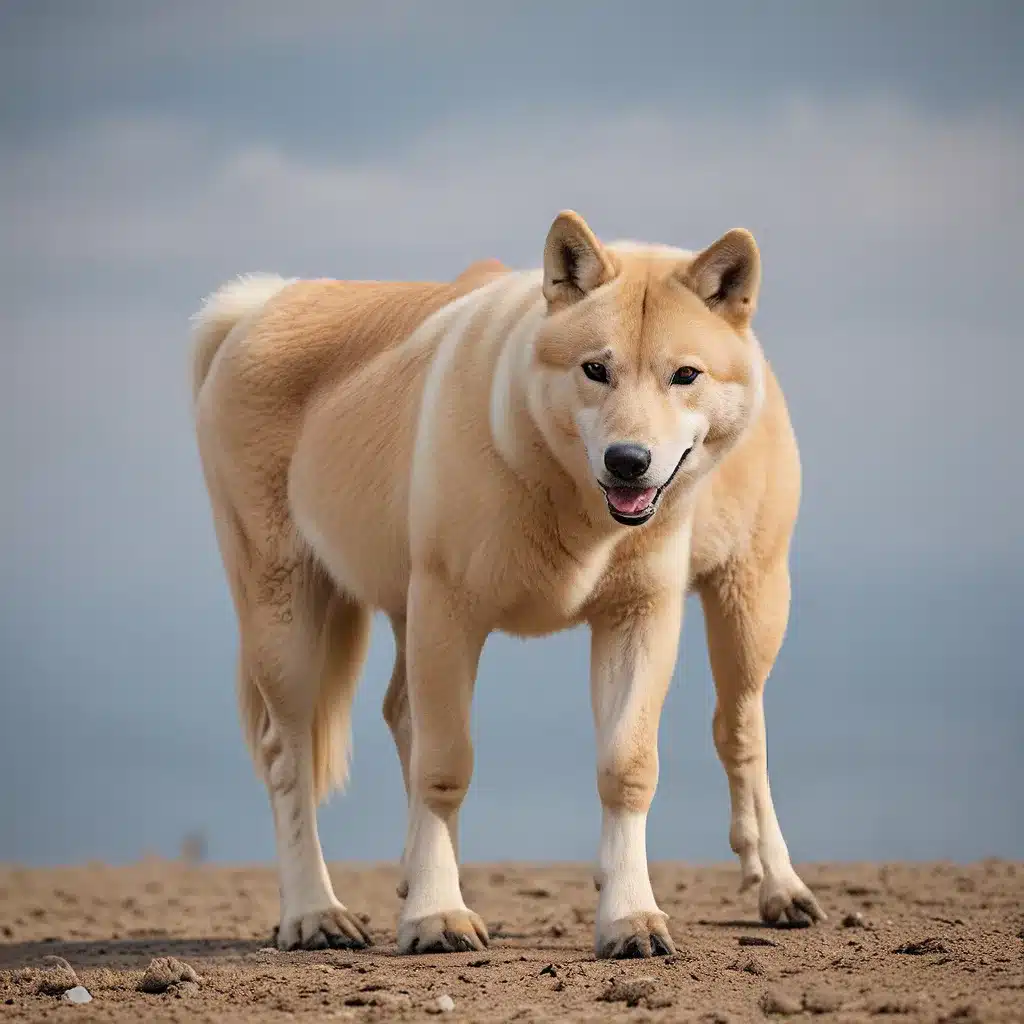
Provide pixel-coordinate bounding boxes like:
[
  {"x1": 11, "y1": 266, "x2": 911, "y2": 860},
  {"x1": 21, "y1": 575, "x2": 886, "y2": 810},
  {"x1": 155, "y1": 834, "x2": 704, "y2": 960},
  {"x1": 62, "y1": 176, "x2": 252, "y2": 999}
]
[
  {"x1": 399, "y1": 801, "x2": 467, "y2": 923},
  {"x1": 264, "y1": 724, "x2": 342, "y2": 921},
  {"x1": 596, "y1": 809, "x2": 659, "y2": 929},
  {"x1": 489, "y1": 273, "x2": 546, "y2": 464}
]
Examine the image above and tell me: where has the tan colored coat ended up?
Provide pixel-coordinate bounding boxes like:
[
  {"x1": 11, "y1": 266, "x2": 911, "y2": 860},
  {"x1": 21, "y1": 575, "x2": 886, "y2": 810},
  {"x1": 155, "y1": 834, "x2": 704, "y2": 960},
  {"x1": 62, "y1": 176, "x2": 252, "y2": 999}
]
[{"x1": 192, "y1": 212, "x2": 823, "y2": 959}]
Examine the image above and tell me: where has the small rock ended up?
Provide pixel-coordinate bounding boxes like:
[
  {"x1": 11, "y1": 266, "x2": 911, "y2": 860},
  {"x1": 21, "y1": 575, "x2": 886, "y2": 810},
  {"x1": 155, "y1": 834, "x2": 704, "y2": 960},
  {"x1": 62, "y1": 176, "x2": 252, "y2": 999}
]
[
  {"x1": 539, "y1": 964, "x2": 557, "y2": 977},
  {"x1": 345, "y1": 991, "x2": 411, "y2": 1010},
  {"x1": 548, "y1": 922, "x2": 567, "y2": 937},
  {"x1": 137, "y1": 956, "x2": 201, "y2": 993},
  {"x1": 434, "y1": 993, "x2": 455, "y2": 1013},
  {"x1": 841, "y1": 912, "x2": 867, "y2": 928},
  {"x1": 894, "y1": 937, "x2": 948, "y2": 955},
  {"x1": 60, "y1": 986, "x2": 92, "y2": 1005},
  {"x1": 599, "y1": 976, "x2": 662, "y2": 1009},
  {"x1": 170, "y1": 980, "x2": 200, "y2": 999},
  {"x1": 739, "y1": 935, "x2": 777, "y2": 947},
  {"x1": 40, "y1": 956, "x2": 74, "y2": 971},
  {"x1": 760, "y1": 988, "x2": 803, "y2": 1015},
  {"x1": 35, "y1": 960, "x2": 80, "y2": 995},
  {"x1": 518, "y1": 886, "x2": 552, "y2": 898},
  {"x1": 729, "y1": 956, "x2": 765, "y2": 975}
]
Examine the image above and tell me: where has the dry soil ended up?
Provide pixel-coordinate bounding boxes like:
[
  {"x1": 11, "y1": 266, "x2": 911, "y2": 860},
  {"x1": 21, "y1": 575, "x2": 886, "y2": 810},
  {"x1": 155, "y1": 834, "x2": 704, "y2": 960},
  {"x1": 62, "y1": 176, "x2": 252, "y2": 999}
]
[{"x1": 1, "y1": 859, "x2": 1022, "y2": 1022}]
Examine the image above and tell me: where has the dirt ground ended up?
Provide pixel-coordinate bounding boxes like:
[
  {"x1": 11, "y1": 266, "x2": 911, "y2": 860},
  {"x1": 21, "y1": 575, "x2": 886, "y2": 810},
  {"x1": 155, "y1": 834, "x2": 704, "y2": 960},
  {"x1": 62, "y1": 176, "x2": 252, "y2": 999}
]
[{"x1": 1, "y1": 859, "x2": 1021, "y2": 1023}]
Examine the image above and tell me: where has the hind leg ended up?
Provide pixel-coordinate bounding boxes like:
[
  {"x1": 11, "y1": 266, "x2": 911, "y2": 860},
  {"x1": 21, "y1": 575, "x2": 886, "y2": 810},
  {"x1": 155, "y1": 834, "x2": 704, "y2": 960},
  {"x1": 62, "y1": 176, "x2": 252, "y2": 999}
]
[
  {"x1": 382, "y1": 615, "x2": 411, "y2": 798},
  {"x1": 382, "y1": 615, "x2": 416, "y2": 901},
  {"x1": 700, "y1": 555, "x2": 825, "y2": 926},
  {"x1": 241, "y1": 562, "x2": 374, "y2": 950}
]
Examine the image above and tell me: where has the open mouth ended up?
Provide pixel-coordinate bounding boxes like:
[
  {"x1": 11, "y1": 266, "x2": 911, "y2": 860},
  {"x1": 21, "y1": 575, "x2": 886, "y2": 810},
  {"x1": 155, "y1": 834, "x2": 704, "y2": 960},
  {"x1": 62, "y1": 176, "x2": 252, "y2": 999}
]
[
  {"x1": 602, "y1": 484, "x2": 660, "y2": 525},
  {"x1": 598, "y1": 447, "x2": 693, "y2": 527}
]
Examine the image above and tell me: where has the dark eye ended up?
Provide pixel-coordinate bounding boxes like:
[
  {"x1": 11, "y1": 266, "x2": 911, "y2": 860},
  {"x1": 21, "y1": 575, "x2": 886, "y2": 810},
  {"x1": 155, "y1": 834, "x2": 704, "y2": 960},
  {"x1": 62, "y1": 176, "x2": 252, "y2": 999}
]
[
  {"x1": 671, "y1": 366, "x2": 702, "y2": 386},
  {"x1": 582, "y1": 361, "x2": 609, "y2": 383}
]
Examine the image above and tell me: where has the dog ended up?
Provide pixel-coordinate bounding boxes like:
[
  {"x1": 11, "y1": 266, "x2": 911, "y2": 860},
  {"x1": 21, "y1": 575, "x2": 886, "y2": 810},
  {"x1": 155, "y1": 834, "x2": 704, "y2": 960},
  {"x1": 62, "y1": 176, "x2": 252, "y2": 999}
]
[{"x1": 190, "y1": 210, "x2": 825, "y2": 959}]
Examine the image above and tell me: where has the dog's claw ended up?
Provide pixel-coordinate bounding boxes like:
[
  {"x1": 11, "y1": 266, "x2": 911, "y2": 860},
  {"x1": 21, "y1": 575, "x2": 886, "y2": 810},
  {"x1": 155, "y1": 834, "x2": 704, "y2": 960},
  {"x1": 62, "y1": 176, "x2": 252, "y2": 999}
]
[
  {"x1": 596, "y1": 912, "x2": 676, "y2": 960},
  {"x1": 275, "y1": 905, "x2": 372, "y2": 951},
  {"x1": 398, "y1": 909, "x2": 489, "y2": 955},
  {"x1": 760, "y1": 871, "x2": 827, "y2": 926}
]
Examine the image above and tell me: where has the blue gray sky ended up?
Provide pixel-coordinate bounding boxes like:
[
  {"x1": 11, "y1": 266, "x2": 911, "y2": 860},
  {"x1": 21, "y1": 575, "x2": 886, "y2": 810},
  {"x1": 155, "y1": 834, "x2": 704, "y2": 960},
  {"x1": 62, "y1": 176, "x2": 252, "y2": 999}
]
[{"x1": 2, "y1": 2, "x2": 1022, "y2": 868}]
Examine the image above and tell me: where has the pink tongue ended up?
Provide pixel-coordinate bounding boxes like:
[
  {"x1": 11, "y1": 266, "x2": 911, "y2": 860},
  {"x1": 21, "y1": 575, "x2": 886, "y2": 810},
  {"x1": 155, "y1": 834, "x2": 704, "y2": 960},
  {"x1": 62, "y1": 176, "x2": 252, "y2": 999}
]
[{"x1": 606, "y1": 487, "x2": 656, "y2": 515}]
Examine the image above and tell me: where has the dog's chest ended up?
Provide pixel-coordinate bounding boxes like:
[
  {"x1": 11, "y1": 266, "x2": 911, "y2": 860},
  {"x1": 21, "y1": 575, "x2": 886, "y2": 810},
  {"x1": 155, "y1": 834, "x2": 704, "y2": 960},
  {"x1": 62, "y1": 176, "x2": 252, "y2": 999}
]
[{"x1": 484, "y1": 534, "x2": 617, "y2": 637}]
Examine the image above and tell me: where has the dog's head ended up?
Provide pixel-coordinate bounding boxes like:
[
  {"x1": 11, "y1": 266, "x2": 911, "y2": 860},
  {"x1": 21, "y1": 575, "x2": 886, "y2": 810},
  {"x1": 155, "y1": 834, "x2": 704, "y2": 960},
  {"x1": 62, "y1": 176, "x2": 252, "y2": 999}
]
[{"x1": 531, "y1": 211, "x2": 765, "y2": 527}]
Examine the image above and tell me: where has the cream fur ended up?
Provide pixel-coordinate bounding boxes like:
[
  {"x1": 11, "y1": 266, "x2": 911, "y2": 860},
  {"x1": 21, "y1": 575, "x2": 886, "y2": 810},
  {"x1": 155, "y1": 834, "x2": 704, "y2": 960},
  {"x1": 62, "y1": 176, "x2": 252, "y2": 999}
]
[{"x1": 191, "y1": 219, "x2": 824, "y2": 958}]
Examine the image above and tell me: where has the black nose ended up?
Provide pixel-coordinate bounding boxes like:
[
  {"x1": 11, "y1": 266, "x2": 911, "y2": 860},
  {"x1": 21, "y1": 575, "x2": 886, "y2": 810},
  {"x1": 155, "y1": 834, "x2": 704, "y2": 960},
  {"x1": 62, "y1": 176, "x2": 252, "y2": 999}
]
[{"x1": 604, "y1": 442, "x2": 652, "y2": 481}]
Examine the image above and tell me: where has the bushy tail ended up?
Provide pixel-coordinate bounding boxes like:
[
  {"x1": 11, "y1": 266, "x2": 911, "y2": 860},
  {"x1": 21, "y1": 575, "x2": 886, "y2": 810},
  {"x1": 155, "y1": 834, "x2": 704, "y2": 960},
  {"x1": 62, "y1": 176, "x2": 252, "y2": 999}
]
[
  {"x1": 308, "y1": 585, "x2": 374, "y2": 801},
  {"x1": 189, "y1": 273, "x2": 295, "y2": 402},
  {"x1": 236, "y1": 558, "x2": 373, "y2": 805}
]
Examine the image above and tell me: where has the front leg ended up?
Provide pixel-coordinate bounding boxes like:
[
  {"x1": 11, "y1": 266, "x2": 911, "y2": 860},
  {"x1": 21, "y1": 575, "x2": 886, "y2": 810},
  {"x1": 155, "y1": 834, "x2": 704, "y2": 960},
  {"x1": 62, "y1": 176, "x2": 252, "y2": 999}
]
[
  {"x1": 397, "y1": 568, "x2": 489, "y2": 954},
  {"x1": 700, "y1": 554, "x2": 826, "y2": 926},
  {"x1": 589, "y1": 586, "x2": 682, "y2": 959}
]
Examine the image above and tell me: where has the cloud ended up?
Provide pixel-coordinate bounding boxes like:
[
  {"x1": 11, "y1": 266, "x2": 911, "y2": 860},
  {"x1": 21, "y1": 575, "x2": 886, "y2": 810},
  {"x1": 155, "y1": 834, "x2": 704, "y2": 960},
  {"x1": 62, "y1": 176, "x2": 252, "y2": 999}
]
[
  {"x1": 3, "y1": 95, "x2": 1022, "y2": 567},
  {"x1": 4, "y1": 97, "x2": 1020, "y2": 294}
]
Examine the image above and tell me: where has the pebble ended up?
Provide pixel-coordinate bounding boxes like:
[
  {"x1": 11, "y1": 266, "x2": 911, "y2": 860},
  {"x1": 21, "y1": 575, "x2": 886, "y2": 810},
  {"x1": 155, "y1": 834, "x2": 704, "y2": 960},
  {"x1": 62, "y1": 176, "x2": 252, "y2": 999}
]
[
  {"x1": 40, "y1": 956, "x2": 74, "y2": 971},
  {"x1": 894, "y1": 937, "x2": 949, "y2": 955},
  {"x1": 599, "y1": 976, "x2": 671, "y2": 1009},
  {"x1": 346, "y1": 991, "x2": 411, "y2": 1010},
  {"x1": 730, "y1": 956, "x2": 765, "y2": 975},
  {"x1": 760, "y1": 988, "x2": 803, "y2": 1015},
  {"x1": 137, "y1": 956, "x2": 201, "y2": 993},
  {"x1": 841, "y1": 911, "x2": 867, "y2": 928},
  {"x1": 35, "y1": 960, "x2": 80, "y2": 996},
  {"x1": 60, "y1": 986, "x2": 92, "y2": 1004},
  {"x1": 435, "y1": 993, "x2": 455, "y2": 1013}
]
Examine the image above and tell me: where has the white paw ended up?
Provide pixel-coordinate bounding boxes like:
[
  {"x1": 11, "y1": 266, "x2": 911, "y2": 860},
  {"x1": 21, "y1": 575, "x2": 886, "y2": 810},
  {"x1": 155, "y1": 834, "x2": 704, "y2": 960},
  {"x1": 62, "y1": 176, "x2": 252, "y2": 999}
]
[
  {"x1": 274, "y1": 903, "x2": 372, "y2": 950},
  {"x1": 595, "y1": 911, "x2": 676, "y2": 959},
  {"x1": 397, "y1": 909, "x2": 489, "y2": 955},
  {"x1": 759, "y1": 868, "x2": 826, "y2": 926}
]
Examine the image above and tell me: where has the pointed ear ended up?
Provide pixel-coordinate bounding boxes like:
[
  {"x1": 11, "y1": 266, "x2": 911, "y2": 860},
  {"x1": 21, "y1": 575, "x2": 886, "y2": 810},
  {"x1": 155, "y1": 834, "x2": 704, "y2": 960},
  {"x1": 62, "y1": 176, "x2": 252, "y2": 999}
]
[
  {"x1": 679, "y1": 228, "x2": 761, "y2": 329},
  {"x1": 543, "y1": 210, "x2": 616, "y2": 309}
]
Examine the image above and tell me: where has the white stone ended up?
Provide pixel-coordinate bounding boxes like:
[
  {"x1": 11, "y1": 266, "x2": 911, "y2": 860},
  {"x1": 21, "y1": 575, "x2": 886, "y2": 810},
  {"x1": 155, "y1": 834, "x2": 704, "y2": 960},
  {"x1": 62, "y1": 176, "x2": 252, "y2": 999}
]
[
  {"x1": 61, "y1": 986, "x2": 92, "y2": 1004},
  {"x1": 436, "y1": 993, "x2": 455, "y2": 1013}
]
